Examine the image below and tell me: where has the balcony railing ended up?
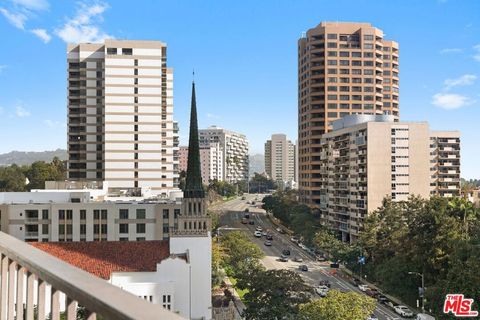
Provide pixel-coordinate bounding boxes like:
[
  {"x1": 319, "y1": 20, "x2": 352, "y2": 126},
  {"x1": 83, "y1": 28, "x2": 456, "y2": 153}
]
[{"x1": 0, "y1": 232, "x2": 185, "y2": 320}]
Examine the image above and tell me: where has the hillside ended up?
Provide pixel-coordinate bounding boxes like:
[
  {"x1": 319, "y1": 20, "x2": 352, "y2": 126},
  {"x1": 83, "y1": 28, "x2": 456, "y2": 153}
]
[{"x1": 0, "y1": 149, "x2": 67, "y2": 166}]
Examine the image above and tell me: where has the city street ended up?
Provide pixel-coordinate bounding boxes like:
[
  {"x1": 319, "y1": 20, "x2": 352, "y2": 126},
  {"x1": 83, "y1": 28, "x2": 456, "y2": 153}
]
[{"x1": 216, "y1": 194, "x2": 407, "y2": 320}]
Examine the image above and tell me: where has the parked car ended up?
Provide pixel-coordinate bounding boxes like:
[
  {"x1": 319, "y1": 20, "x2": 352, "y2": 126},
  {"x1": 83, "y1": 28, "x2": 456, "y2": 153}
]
[
  {"x1": 264, "y1": 240, "x2": 272, "y2": 246},
  {"x1": 279, "y1": 255, "x2": 288, "y2": 262},
  {"x1": 299, "y1": 265, "x2": 308, "y2": 272},
  {"x1": 266, "y1": 234, "x2": 273, "y2": 240},
  {"x1": 358, "y1": 284, "x2": 370, "y2": 292},
  {"x1": 316, "y1": 255, "x2": 327, "y2": 262},
  {"x1": 351, "y1": 277, "x2": 361, "y2": 286},
  {"x1": 241, "y1": 218, "x2": 248, "y2": 224},
  {"x1": 293, "y1": 256, "x2": 303, "y2": 262},
  {"x1": 319, "y1": 280, "x2": 331, "y2": 288},
  {"x1": 256, "y1": 226, "x2": 263, "y2": 232},
  {"x1": 385, "y1": 300, "x2": 396, "y2": 309},
  {"x1": 262, "y1": 231, "x2": 267, "y2": 236},
  {"x1": 367, "y1": 315, "x2": 378, "y2": 320},
  {"x1": 248, "y1": 220, "x2": 255, "y2": 225},
  {"x1": 330, "y1": 262, "x2": 340, "y2": 268},
  {"x1": 315, "y1": 285, "x2": 329, "y2": 297},
  {"x1": 254, "y1": 231, "x2": 262, "y2": 238},
  {"x1": 290, "y1": 236, "x2": 299, "y2": 243},
  {"x1": 394, "y1": 305, "x2": 413, "y2": 317},
  {"x1": 377, "y1": 294, "x2": 389, "y2": 304},
  {"x1": 244, "y1": 213, "x2": 250, "y2": 219},
  {"x1": 282, "y1": 249, "x2": 291, "y2": 256},
  {"x1": 278, "y1": 228, "x2": 286, "y2": 234},
  {"x1": 366, "y1": 288, "x2": 380, "y2": 298}
]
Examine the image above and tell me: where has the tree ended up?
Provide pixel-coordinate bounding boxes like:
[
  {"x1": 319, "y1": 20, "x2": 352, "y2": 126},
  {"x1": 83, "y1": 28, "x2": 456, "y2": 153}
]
[
  {"x1": 0, "y1": 164, "x2": 26, "y2": 191},
  {"x1": 242, "y1": 269, "x2": 311, "y2": 320},
  {"x1": 212, "y1": 240, "x2": 226, "y2": 287},
  {"x1": 298, "y1": 290, "x2": 376, "y2": 320}
]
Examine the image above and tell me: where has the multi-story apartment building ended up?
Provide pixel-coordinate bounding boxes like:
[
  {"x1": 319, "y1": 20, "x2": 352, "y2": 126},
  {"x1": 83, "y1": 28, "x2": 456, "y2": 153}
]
[
  {"x1": 199, "y1": 126, "x2": 249, "y2": 183},
  {"x1": 429, "y1": 132, "x2": 461, "y2": 197},
  {"x1": 316, "y1": 115, "x2": 460, "y2": 242},
  {"x1": 67, "y1": 40, "x2": 179, "y2": 197},
  {"x1": 298, "y1": 22, "x2": 399, "y2": 205},
  {"x1": 264, "y1": 134, "x2": 296, "y2": 187},
  {"x1": 179, "y1": 143, "x2": 223, "y2": 184}
]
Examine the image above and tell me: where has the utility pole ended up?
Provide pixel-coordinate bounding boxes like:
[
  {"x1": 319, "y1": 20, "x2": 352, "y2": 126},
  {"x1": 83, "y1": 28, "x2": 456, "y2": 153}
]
[{"x1": 408, "y1": 271, "x2": 425, "y2": 312}]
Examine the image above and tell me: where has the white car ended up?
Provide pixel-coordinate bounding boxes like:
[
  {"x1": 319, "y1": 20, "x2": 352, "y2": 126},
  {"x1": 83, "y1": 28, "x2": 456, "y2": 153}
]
[
  {"x1": 256, "y1": 226, "x2": 263, "y2": 232},
  {"x1": 315, "y1": 285, "x2": 329, "y2": 297},
  {"x1": 358, "y1": 284, "x2": 369, "y2": 292},
  {"x1": 394, "y1": 305, "x2": 414, "y2": 317},
  {"x1": 254, "y1": 231, "x2": 262, "y2": 238},
  {"x1": 264, "y1": 240, "x2": 272, "y2": 246},
  {"x1": 367, "y1": 315, "x2": 378, "y2": 320}
]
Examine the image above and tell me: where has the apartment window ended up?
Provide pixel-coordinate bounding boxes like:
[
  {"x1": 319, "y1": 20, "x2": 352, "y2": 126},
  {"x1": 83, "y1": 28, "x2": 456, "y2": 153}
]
[
  {"x1": 59, "y1": 225, "x2": 65, "y2": 235},
  {"x1": 58, "y1": 210, "x2": 65, "y2": 220},
  {"x1": 42, "y1": 210, "x2": 49, "y2": 220},
  {"x1": 327, "y1": 94, "x2": 337, "y2": 100},
  {"x1": 327, "y1": 60, "x2": 337, "y2": 66},
  {"x1": 327, "y1": 112, "x2": 338, "y2": 118},
  {"x1": 134, "y1": 59, "x2": 138, "y2": 66},
  {"x1": 327, "y1": 51, "x2": 337, "y2": 57},
  {"x1": 163, "y1": 209, "x2": 169, "y2": 219},
  {"x1": 67, "y1": 225, "x2": 73, "y2": 235},
  {"x1": 352, "y1": 69, "x2": 362, "y2": 75},
  {"x1": 80, "y1": 224, "x2": 86, "y2": 235},
  {"x1": 327, "y1": 33, "x2": 337, "y2": 39},
  {"x1": 101, "y1": 210, "x2": 107, "y2": 220},
  {"x1": 327, "y1": 86, "x2": 337, "y2": 91},
  {"x1": 327, "y1": 77, "x2": 337, "y2": 83},
  {"x1": 122, "y1": 48, "x2": 133, "y2": 55},
  {"x1": 327, "y1": 69, "x2": 337, "y2": 74},
  {"x1": 66, "y1": 210, "x2": 73, "y2": 220},
  {"x1": 364, "y1": 61, "x2": 374, "y2": 67},
  {"x1": 94, "y1": 210, "x2": 100, "y2": 220},
  {"x1": 163, "y1": 224, "x2": 169, "y2": 233},
  {"x1": 101, "y1": 224, "x2": 107, "y2": 234},
  {"x1": 106, "y1": 48, "x2": 117, "y2": 55},
  {"x1": 364, "y1": 43, "x2": 374, "y2": 49},
  {"x1": 136, "y1": 223, "x2": 146, "y2": 234},
  {"x1": 42, "y1": 224, "x2": 48, "y2": 234},
  {"x1": 327, "y1": 103, "x2": 337, "y2": 109},
  {"x1": 327, "y1": 42, "x2": 337, "y2": 48},
  {"x1": 364, "y1": 52, "x2": 374, "y2": 58},
  {"x1": 339, "y1": 60, "x2": 349, "y2": 66},
  {"x1": 94, "y1": 224, "x2": 100, "y2": 234},
  {"x1": 351, "y1": 52, "x2": 361, "y2": 57},
  {"x1": 119, "y1": 224, "x2": 129, "y2": 233},
  {"x1": 364, "y1": 69, "x2": 374, "y2": 75},
  {"x1": 340, "y1": 103, "x2": 349, "y2": 109},
  {"x1": 119, "y1": 209, "x2": 129, "y2": 219},
  {"x1": 174, "y1": 209, "x2": 180, "y2": 218},
  {"x1": 339, "y1": 51, "x2": 349, "y2": 57},
  {"x1": 364, "y1": 34, "x2": 374, "y2": 41},
  {"x1": 339, "y1": 69, "x2": 349, "y2": 75},
  {"x1": 136, "y1": 209, "x2": 146, "y2": 219},
  {"x1": 136, "y1": 237, "x2": 146, "y2": 241},
  {"x1": 162, "y1": 295, "x2": 172, "y2": 310}
]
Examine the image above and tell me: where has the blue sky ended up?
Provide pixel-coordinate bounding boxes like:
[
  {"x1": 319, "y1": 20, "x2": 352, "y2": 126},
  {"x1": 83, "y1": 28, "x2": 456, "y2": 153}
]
[{"x1": 0, "y1": 0, "x2": 479, "y2": 178}]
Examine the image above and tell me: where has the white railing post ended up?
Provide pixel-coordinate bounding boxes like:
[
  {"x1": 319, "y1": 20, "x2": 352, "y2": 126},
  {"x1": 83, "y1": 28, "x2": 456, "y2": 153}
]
[
  {"x1": 7, "y1": 260, "x2": 16, "y2": 320},
  {"x1": 1, "y1": 255, "x2": 8, "y2": 320},
  {"x1": 51, "y1": 289, "x2": 60, "y2": 320},
  {"x1": 15, "y1": 267, "x2": 25, "y2": 320},
  {"x1": 26, "y1": 272, "x2": 35, "y2": 320},
  {"x1": 38, "y1": 280, "x2": 47, "y2": 320}
]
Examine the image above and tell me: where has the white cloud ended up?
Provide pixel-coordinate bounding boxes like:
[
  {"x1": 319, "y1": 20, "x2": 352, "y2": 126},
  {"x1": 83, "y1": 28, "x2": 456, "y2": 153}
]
[
  {"x1": 206, "y1": 113, "x2": 220, "y2": 119},
  {"x1": 43, "y1": 119, "x2": 66, "y2": 128},
  {"x1": 432, "y1": 93, "x2": 474, "y2": 110},
  {"x1": 55, "y1": 1, "x2": 113, "y2": 43},
  {"x1": 440, "y1": 48, "x2": 463, "y2": 54},
  {"x1": 31, "y1": 28, "x2": 51, "y2": 43},
  {"x1": 444, "y1": 74, "x2": 477, "y2": 90},
  {"x1": 0, "y1": 7, "x2": 27, "y2": 29},
  {"x1": 474, "y1": 44, "x2": 480, "y2": 62},
  {"x1": 15, "y1": 105, "x2": 31, "y2": 117},
  {"x1": 11, "y1": 0, "x2": 49, "y2": 11}
]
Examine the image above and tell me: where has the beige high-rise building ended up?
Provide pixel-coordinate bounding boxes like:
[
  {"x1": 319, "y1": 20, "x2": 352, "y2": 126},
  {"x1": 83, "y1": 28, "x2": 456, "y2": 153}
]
[
  {"x1": 298, "y1": 22, "x2": 399, "y2": 205},
  {"x1": 179, "y1": 143, "x2": 223, "y2": 184},
  {"x1": 316, "y1": 115, "x2": 460, "y2": 242},
  {"x1": 67, "y1": 40, "x2": 179, "y2": 197},
  {"x1": 264, "y1": 134, "x2": 296, "y2": 186}
]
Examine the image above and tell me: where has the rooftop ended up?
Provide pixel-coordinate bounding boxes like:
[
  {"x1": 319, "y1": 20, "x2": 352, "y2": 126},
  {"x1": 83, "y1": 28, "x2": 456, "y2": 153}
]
[{"x1": 31, "y1": 240, "x2": 170, "y2": 280}]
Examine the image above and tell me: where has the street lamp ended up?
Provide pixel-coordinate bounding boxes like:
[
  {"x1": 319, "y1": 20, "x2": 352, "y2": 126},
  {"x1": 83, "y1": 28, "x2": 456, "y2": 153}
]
[{"x1": 408, "y1": 271, "x2": 425, "y2": 312}]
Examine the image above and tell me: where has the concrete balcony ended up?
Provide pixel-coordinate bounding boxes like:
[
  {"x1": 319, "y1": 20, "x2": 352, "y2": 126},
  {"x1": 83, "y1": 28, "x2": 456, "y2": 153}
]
[{"x1": 0, "y1": 232, "x2": 184, "y2": 320}]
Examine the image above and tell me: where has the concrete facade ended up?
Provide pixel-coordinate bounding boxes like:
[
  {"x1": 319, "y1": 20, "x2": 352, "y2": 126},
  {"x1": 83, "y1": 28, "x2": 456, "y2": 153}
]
[
  {"x1": 67, "y1": 40, "x2": 179, "y2": 197},
  {"x1": 179, "y1": 143, "x2": 223, "y2": 184},
  {"x1": 316, "y1": 115, "x2": 460, "y2": 242},
  {"x1": 199, "y1": 126, "x2": 249, "y2": 183},
  {"x1": 298, "y1": 22, "x2": 399, "y2": 206},
  {"x1": 264, "y1": 134, "x2": 296, "y2": 187}
]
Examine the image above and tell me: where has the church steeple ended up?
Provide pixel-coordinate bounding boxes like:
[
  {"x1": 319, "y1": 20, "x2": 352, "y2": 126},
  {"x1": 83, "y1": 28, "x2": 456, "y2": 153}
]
[{"x1": 184, "y1": 81, "x2": 205, "y2": 198}]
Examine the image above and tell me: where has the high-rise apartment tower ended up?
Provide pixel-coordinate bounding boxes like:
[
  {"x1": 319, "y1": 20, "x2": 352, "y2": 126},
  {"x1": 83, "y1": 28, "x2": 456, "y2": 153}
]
[
  {"x1": 67, "y1": 40, "x2": 179, "y2": 196},
  {"x1": 298, "y1": 22, "x2": 399, "y2": 205},
  {"x1": 264, "y1": 134, "x2": 296, "y2": 185}
]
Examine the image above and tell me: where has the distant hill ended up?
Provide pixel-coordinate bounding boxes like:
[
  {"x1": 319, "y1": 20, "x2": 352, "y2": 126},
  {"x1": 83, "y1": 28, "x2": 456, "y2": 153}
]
[
  {"x1": 249, "y1": 153, "x2": 265, "y2": 176},
  {"x1": 0, "y1": 149, "x2": 67, "y2": 166}
]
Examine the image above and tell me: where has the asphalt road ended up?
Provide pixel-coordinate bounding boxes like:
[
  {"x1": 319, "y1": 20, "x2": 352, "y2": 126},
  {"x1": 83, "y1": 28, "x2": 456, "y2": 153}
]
[{"x1": 216, "y1": 194, "x2": 408, "y2": 320}]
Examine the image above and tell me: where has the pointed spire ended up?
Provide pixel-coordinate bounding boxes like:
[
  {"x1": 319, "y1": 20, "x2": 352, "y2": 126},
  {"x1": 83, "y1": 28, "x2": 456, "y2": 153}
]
[{"x1": 184, "y1": 81, "x2": 205, "y2": 198}]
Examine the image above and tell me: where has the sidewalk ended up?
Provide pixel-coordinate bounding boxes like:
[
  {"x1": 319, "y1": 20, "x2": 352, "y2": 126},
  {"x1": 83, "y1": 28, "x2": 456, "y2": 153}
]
[{"x1": 223, "y1": 277, "x2": 245, "y2": 320}]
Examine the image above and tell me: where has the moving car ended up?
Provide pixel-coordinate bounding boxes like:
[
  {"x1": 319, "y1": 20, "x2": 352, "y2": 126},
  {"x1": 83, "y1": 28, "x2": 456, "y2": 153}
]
[
  {"x1": 244, "y1": 213, "x2": 250, "y2": 219},
  {"x1": 299, "y1": 264, "x2": 308, "y2": 272},
  {"x1": 256, "y1": 226, "x2": 263, "y2": 232},
  {"x1": 366, "y1": 288, "x2": 380, "y2": 298},
  {"x1": 279, "y1": 255, "x2": 288, "y2": 262},
  {"x1": 248, "y1": 220, "x2": 255, "y2": 225},
  {"x1": 394, "y1": 305, "x2": 414, "y2": 317},
  {"x1": 266, "y1": 234, "x2": 273, "y2": 240},
  {"x1": 367, "y1": 315, "x2": 378, "y2": 320},
  {"x1": 315, "y1": 285, "x2": 329, "y2": 297},
  {"x1": 282, "y1": 249, "x2": 291, "y2": 256},
  {"x1": 316, "y1": 255, "x2": 327, "y2": 262},
  {"x1": 319, "y1": 280, "x2": 331, "y2": 288},
  {"x1": 262, "y1": 231, "x2": 267, "y2": 236},
  {"x1": 264, "y1": 240, "x2": 272, "y2": 246},
  {"x1": 254, "y1": 231, "x2": 262, "y2": 238},
  {"x1": 290, "y1": 236, "x2": 299, "y2": 243},
  {"x1": 293, "y1": 256, "x2": 303, "y2": 262},
  {"x1": 358, "y1": 284, "x2": 370, "y2": 292},
  {"x1": 377, "y1": 294, "x2": 389, "y2": 304}
]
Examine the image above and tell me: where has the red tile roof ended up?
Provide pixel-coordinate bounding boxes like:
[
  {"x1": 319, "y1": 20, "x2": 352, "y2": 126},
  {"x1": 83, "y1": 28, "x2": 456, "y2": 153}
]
[{"x1": 31, "y1": 241, "x2": 170, "y2": 280}]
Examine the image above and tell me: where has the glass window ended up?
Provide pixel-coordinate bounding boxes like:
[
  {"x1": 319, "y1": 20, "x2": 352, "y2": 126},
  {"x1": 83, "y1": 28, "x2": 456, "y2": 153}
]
[
  {"x1": 339, "y1": 51, "x2": 349, "y2": 57},
  {"x1": 136, "y1": 209, "x2": 146, "y2": 219},
  {"x1": 162, "y1": 209, "x2": 169, "y2": 219},
  {"x1": 122, "y1": 48, "x2": 133, "y2": 55},
  {"x1": 119, "y1": 209, "x2": 129, "y2": 219},
  {"x1": 327, "y1": 51, "x2": 337, "y2": 57},
  {"x1": 137, "y1": 223, "x2": 146, "y2": 234},
  {"x1": 101, "y1": 210, "x2": 107, "y2": 220},
  {"x1": 327, "y1": 33, "x2": 337, "y2": 39},
  {"x1": 339, "y1": 60, "x2": 349, "y2": 66},
  {"x1": 351, "y1": 52, "x2": 362, "y2": 57},
  {"x1": 364, "y1": 34, "x2": 374, "y2": 41},
  {"x1": 80, "y1": 224, "x2": 86, "y2": 235},
  {"x1": 106, "y1": 48, "x2": 117, "y2": 55},
  {"x1": 327, "y1": 60, "x2": 337, "y2": 66},
  {"x1": 364, "y1": 43, "x2": 374, "y2": 49},
  {"x1": 58, "y1": 210, "x2": 65, "y2": 220},
  {"x1": 80, "y1": 210, "x2": 86, "y2": 220},
  {"x1": 327, "y1": 42, "x2": 337, "y2": 48},
  {"x1": 119, "y1": 224, "x2": 129, "y2": 233},
  {"x1": 327, "y1": 112, "x2": 338, "y2": 118}
]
